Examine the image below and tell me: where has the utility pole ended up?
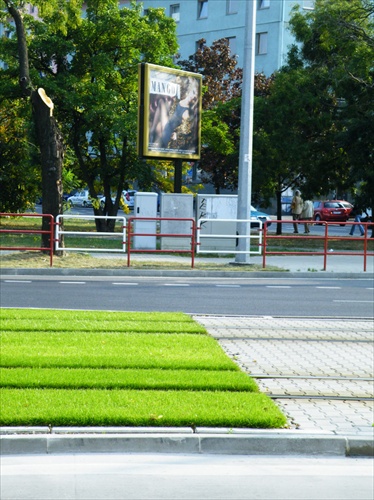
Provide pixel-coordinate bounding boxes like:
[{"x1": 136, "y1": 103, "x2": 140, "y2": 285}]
[{"x1": 235, "y1": 0, "x2": 256, "y2": 264}]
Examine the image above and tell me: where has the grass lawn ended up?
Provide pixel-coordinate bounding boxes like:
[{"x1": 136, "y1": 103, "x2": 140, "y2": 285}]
[{"x1": 0, "y1": 308, "x2": 287, "y2": 429}]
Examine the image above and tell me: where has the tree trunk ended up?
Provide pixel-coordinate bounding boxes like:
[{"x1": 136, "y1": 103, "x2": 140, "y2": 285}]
[
  {"x1": 31, "y1": 91, "x2": 64, "y2": 251},
  {"x1": 276, "y1": 189, "x2": 283, "y2": 235},
  {"x1": 4, "y1": 0, "x2": 64, "y2": 253}
]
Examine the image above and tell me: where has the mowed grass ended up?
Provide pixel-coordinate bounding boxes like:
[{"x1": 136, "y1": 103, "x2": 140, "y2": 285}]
[{"x1": 0, "y1": 308, "x2": 287, "y2": 428}]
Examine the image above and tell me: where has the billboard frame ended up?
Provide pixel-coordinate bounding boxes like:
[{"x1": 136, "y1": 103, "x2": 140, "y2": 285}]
[{"x1": 138, "y1": 63, "x2": 202, "y2": 160}]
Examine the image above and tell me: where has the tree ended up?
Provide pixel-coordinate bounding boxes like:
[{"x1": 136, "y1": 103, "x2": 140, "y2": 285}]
[
  {"x1": 179, "y1": 40, "x2": 276, "y2": 195},
  {"x1": 77, "y1": 2, "x2": 175, "y2": 227},
  {"x1": 178, "y1": 39, "x2": 241, "y2": 193},
  {"x1": 249, "y1": 0, "x2": 374, "y2": 233},
  {"x1": 253, "y1": 66, "x2": 350, "y2": 233},
  {"x1": 47, "y1": 0, "x2": 178, "y2": 230},
  {"x1": 0, "y1": 101, "x2": 40, "y2": 212},
  {"x1": 1, "y1": 0, "x2": 178, "y2": 232},
  {"x1": 2, "y1": 0, "x2": 66, "y2": 248},
  {"x1": 179, "y1": 38, "x2": 242, "y2": 110},
  {"x1": 199, "y1": 103, "x2": 237, "y2": 194},
  {"x1": 198, "y1": 73, "x2": 275, "y2": 196},
  {"x1": 288, "y1": 0, "x2": 374, "y2": 212}
]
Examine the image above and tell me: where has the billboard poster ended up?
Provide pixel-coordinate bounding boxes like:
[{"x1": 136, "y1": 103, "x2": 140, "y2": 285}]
[{"x1": 138, "y1": 63, "x2": 202, "y2": 160}]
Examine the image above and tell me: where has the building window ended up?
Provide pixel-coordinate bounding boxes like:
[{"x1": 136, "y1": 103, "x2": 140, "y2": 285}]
[
  {"x1": 303, "y1": 1, "x2": 315, "y2": 9},
  {"x1": 226, "y1": 36, "x2": 237, "y2": 58},
  {"x1": 256, "y1": 32, "x2": 268, "y2": 55},
  {"x1": 196, "y1": 39, "x2": 205, "y2": 52},
  {"x1": 258, "y1": 0, "x2": 270, "y2": 9},
  {"x1": 170, "y1": 4, "x2": 180, "y2": 22},
  {"x1": 198, "y1": 0, "x2": 208, "y2": 19},
  {"x1": 227, "y1": 0, "x2": 238, "y2": 14}
]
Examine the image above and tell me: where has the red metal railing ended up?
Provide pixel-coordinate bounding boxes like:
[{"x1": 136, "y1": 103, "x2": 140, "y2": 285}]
[
  {"x1": 0, "y1": 213, "x2": 55, "y2": 267},
  {"x1": 127, "y1": 217, "x2": 196, "y2": 268},
  {"x1": 262, "y1": 220, "x2": 373, "y2": 271},
  {"x1": 1, "y1": 213, "x2": 372, "y2": 271}
]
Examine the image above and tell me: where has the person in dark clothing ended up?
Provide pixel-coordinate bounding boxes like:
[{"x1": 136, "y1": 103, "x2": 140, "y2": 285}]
[{"x1": 349, "y1": 206, "x2": 365, "y2": 236}]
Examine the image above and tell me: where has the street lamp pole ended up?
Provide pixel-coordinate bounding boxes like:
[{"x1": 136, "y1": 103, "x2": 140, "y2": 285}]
[{"x1": 235, "y1": 0, "x2": 257, "y2": 264}]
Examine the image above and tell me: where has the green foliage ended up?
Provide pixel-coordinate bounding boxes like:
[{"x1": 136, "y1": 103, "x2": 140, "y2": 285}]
[
  {"x1": 288, "y1": 0, "x2": 374, "y2": 210},
  {"x1": 46, "y1": 0, "x2": 177, "y2": 218},
  {"x1": 178, "y1": 38, "x2": 242, "y2": 110},
  {"x1": 0, "y1": 101, "x2": 40, "y2": 212},
  {"x1": 250, "y1": 0, "x2": 374, "y2": 222},
  {"x1": 1, "y1": 0, "x2": 179, "y2": 218},
  {"x1": 254, "y1": 67, "x2": 347, "y2": 202},
  {"x1": 179, "y1": 38, "x2": 244, "y2": 194}
]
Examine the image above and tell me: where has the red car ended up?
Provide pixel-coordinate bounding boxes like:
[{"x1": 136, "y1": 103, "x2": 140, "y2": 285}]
[{"x1": 313, "y1": 200, "x2": 353, "y2": 224}]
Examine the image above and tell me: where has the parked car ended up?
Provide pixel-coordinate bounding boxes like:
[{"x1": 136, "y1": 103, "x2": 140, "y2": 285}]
[
  {"x1": 313, "y1": 200, "x2": 352, "y2": 224},
  {"x1": 36, "y1": 192, "x2": 73, "y2": 205},
  {"x1": 67, "y1": 190, "x2": 93, "y2": 208},
  {"x1": 99, "y1": 194, "x2": 115, "y2": 208},
  {"x1": 99, "y1": 190, "x2": 137, "y2": 210},
  {"x1": 250, "y1": 206, "x2": 272, "y2": 228},
  {"x1": 124, "y1": 190, "x2": 137, "y2": 210},
  {"x1": 338, "y1": 200, "x2": 354, "y2": 214}
]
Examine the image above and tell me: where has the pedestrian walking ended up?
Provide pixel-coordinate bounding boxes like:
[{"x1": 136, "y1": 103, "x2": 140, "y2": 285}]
[
  {"x1": 291, "y1": 190, "x2": 303, "y2": 233},
  {"x1": 349, "y1": 206, "x2": 364, "y2": 236},
  {"x1": 301, "y1": 199, "x2": 314, "y2": 234}
]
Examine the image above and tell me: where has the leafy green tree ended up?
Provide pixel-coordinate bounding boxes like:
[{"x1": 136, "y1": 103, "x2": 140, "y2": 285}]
[
  {"x1": 1, "y1": 0, "x2": 178, "y2": 231},
  {"x1": 289, "y1": 0, "x2": 374, "y2": 213},
  {"x1": 178, "y1": 39, "x2": 241, "y2": 193},
  {"x1": 253, "y1": 66, "x2": 350, "y2": 232},
  {"x1": 34, "y1": 0, "x2": 178, "y2": 230},
  {"x1": 179, "y1": 38, "x2": 274, "y2": 195}
]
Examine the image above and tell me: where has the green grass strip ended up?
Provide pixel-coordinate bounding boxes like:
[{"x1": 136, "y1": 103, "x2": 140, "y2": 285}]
[
  {"x1": 1, "y1": 331, "x2": 238, "y2": 370},
  {"x1": 0, "y1": 308, "x2": 288, "y2": 429},
  {"x1": 0, "y1": 388, "x2": 287, "y2": 428},
  {"x1": 0, "y1": 318, "x2": 206, "y2": 334},
  {"x1": 0, "y1": 367, "x2": 259, "y2": 392},
  {"x1": 0, "y1": 309, "x2": 196, "y2": 324}
]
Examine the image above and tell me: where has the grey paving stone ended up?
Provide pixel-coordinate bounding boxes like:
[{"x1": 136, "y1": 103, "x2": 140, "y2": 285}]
[{"x1": 194, "y1": 316, "x2": 374, "y2": 437}]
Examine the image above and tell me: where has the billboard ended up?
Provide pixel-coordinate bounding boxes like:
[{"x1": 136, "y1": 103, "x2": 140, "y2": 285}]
[{"x1": 138, "y1": 63, "x2": 202, "y2": 160}]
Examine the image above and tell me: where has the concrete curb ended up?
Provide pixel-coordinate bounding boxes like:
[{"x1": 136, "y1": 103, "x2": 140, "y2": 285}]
[
  {"x1": 1, "y1": 428, "x2": 373, "y2": 457},
  {"x1": 0, "y1": 268, "x2": 372, "y2": 279}
]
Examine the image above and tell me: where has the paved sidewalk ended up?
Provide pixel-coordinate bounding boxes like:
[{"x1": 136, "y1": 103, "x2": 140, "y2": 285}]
[
  {"x1": 2, "y1": 252, "x2": 372, "y2": 278},
  {"x1": 195, "y1": 316, "x2": 374, "y2": 437},
  {"x1": 96, "y1": 252, "x2": 374, "y2": 275}
]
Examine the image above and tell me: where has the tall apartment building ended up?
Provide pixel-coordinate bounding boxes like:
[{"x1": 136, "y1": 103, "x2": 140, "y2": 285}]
[
  {"x1": 141, "y1": 0, "x2": 315, "y2": 75},
  {"x1": 2, "y1": 1, "x2": 314, "y2": 75}
]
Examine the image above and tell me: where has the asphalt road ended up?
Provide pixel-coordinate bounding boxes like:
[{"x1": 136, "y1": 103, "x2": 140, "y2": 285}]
[
  {"x1": 1, "y1": 453, "x2": 372, "y2": 500},
  {"x1": 1, "y1": 275, "x2": 373, "y2": 317}
]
